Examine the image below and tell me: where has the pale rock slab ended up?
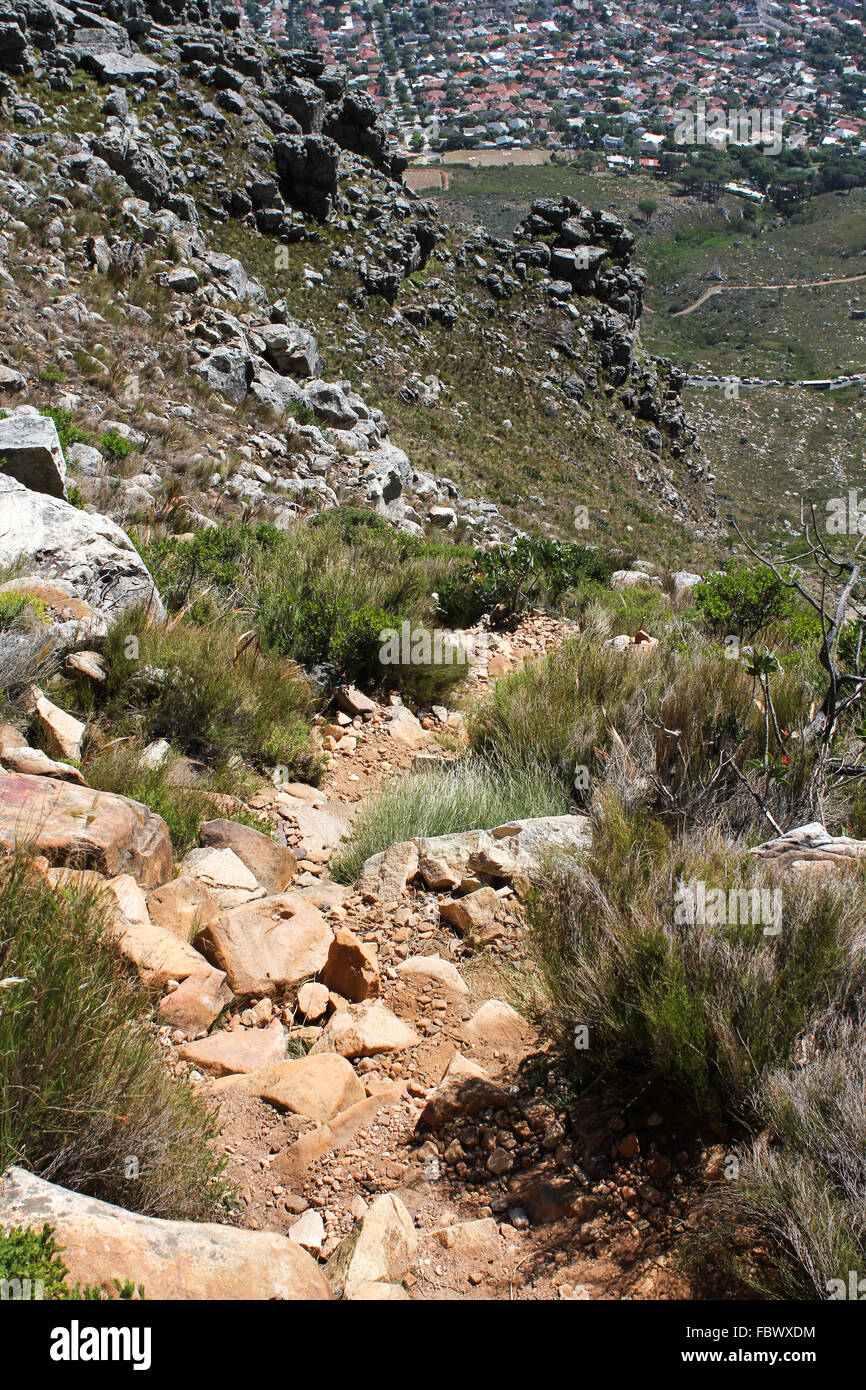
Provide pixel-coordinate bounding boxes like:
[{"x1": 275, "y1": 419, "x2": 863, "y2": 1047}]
[
  {"x1": 179, "y1": 846, "x2": 266, "y2": 910},
  {"x1": 0, "y1": 1168, "x2": 331, "y2": 1300},
  {"x1": 325, "y1": 1193, "x2": 417, "y2": 1295},
  {"x1": 396, "y1": 954, "x2": 469, "y2": 998},
  {"x1": 311, "y1": 1000, "x2": 420, "y2": 1059},
  {"x1": 178, "y1": 1018, "x2": 287, "y2": 1077}
]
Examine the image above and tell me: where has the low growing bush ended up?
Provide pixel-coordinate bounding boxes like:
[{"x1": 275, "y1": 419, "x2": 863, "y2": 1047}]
[{"x1": 524, "y1": 801, "x2": 866, "y2": 1119}]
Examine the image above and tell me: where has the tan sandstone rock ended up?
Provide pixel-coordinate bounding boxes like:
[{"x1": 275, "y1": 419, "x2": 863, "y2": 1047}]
[
  {"x1": 211, "y1": 1051, "x2": 365, "y2": 1124},
  {"x1": 0, "y1": 773, "x2": 172, "y2": 888},
  {"x1": 421, "y1": 1052, "x2": 508, "y2": 1129},
  {"x1": 197, "y1": 893, "x2": 333, "y2": 996},
  {"x1": 179, "y1": 846, "x2": 266, "y2": 910},
  {"x1": 325, "y1": 1193, "x2": 417, "y2": 1296},
  {"x1": 177, "y1": 1018, "x2": 287, "y2": 1077},
  {"x1": 198, "y1": 818, "x2": 296, "y2": 894},
  {"x1": 320, "y1": 926, "x2": 380, "y2": 1001},
  {"x1": 0, "y1": 1167, "x2": 331, "y2": 1300},
  {"x1": 147, "y1": 877, "x2": 219, "y2": 942},
  {"x1": 157, "y1": 964, "x2": 233, "y2": 1036},
  {"x1": 311, "y1": 1000, "x2": 420, "y2": 1059}
]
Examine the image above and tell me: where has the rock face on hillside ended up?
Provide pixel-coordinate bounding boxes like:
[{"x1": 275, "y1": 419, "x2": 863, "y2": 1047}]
[{"x1": 0, "y1": 0, "x2": 713, "y2": 536}]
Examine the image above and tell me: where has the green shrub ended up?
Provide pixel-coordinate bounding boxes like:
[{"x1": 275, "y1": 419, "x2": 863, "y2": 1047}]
[
  {"x1": 437, "y1": 537, "x2": 612, "y2": 627},
  {"x1": 288, "y1": 400, "x2": 316, "y2": 425},
  {"x1": 0, "y1": 592, "x2": 47, "y2": 631},
  {"x1": 0, "y1": 854, "x2": 226, "y2": 1219},
  {"x1": 97, "y1": 427, "x2": 135, "y2": 463},
  {"x1": 38, "y1": 363, "x2": 66, "y2": 385},
  {"x1": 332, "y1": 751, "x2": 571, "y2": 883},
  {"x1": 470, "y1": 631, "x2": 820, "y2": 832},
  {"x1": 41, "y1": 407, "x2": 91, "y2": 453},
  {"x1": 144, "y1": 522, "x2": 278, "y2": 616},
  {"x1": 695, "y1": 564, "x2": 796, "y2": 642},
  {"x1": 254, "y1": 514, "x2": 469, "y2": 701},
  {"x1": 524, "y1": 802, "x2": 864, "y2": 1119}
]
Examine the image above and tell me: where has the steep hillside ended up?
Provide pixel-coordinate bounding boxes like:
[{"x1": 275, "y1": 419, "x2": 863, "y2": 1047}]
[
  {"x1": 430, "y1": 160, "x2": 866, "y2": 546},
  {"x1": 0, "y1": 0, "x2": 715, "y2": 560}
]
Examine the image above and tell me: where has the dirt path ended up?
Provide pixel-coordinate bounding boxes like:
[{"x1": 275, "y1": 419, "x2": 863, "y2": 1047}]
[
  {"x1": 171, "y1": 614, "x2": 713, "y2": 1300},
  {"x1": 645, "y1": 272, "x2": 866, "y2": 317}
]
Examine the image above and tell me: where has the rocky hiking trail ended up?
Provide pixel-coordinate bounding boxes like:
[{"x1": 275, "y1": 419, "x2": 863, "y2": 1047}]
[
  {"x1": 138, "y1": 613, "x2": 712, "y2": 1302},
  {"x1": 0, "y1": 610, "x2": 719, "y2": 1300}
]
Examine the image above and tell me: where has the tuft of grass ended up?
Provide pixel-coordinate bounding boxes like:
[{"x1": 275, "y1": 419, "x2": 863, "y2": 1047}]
[
  {"x1": 98, "y1": 607, "x2": 323, "y2": 785},
  {"x1": 697, "y1": 1011, "x2": 866, "y2": 1299},
  {"x1": 331, "y1": 751, "x2": 571, "y2": 883},
  {"x1": 0, "y1": 852, "x2": 227, "y2": 1220},
  {"x1": 524, "y1": 799, "x2": 865, "y2": 1120},
  {"x1": 82, "y1": 742, "x2": 213, "y2": 858}
]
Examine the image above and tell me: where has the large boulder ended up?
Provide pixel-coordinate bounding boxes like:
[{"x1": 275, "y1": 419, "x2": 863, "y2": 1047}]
[
  {"x1": 84, "y1": 52, "x2": 163, "y2": 84},
  {"x1": 112, "y1": 921, "x2": 210, "y2": 990},
  {"x1": 310, "y1": 1000, "x2": 420, "y2": 1059},
  {"x1": 414, "y1": 815, "x2": 591, "y2": 893},
  {"x1": 751, "y1": 822, "x2": 866, "y2": 870},
  {"x1": 274, "y1": 134, "x2": 341, "y2": 220},
  {"x1": 192, "y1": 347, "x2": 253, "y2": 405},
  {"x1": 0, "y1": 773, "x2": 172, "y2": 888},
  {"x1": 178, "y1": 846, "x2": 266, "y2": 911},
  {"x1": 0, "y1": 1168, "x2": 331, "y2": 1300},
  {"x1": 197, "y1": 893, "x2": 333, "y2": 996},
  {"x1": 0, "y1": 412, "x2": 67, "y2": 498},
  {"x1": 257, "y1": 322, "x2": 321, "y2": 378},
  {"x1": 0, "y1": 475, "x2": 164, "y2": 623},
  {"x1": 90, "y1": 130, "x2": 172, "y2": 209}
]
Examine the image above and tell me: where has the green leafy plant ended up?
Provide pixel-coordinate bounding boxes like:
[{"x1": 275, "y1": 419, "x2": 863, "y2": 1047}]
[
  {"x1": 695, "y1": 564, "x2": 795, "y2": 642},
  {"x1": 97, "y1": 427, "x2": 135, "y2": 463},
  {"x1": 437, "y1": 538, "x2": 612, "y2": 627}
]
